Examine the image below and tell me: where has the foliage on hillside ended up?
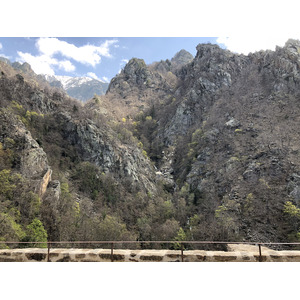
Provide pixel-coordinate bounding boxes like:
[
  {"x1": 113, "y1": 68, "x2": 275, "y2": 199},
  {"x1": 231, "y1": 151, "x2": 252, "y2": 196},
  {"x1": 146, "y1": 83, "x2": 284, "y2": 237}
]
[{"x1": 1, "y1": 41, "x2": 300, "y2": 248}]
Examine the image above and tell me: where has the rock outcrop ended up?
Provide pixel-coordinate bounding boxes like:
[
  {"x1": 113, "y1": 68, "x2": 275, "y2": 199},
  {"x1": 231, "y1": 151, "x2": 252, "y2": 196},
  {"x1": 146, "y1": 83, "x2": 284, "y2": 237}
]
[
  {"x1": 57, "y1": 111, "x2": 157, "y2": 193},
  {"x1": 0, "y1": 108, "x2": 53, "y2": 199},
  {"x1": 171, "y1": 49, "x2": 194, "y2": 67}
]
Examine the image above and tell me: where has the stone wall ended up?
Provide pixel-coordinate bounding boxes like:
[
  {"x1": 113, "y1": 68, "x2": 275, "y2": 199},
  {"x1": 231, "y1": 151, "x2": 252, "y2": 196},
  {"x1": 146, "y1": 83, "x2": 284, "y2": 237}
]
[{"x1": 1, "y1": 244, "x2": 300, "y2": 262}]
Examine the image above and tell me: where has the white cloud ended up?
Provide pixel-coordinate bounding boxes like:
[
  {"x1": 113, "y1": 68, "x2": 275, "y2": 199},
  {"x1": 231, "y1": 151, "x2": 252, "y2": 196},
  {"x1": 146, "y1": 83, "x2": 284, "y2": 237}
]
[
  {"x1": 36, "y1": 38, "x2": 118, "y2": 67},
  {"x1": 0, "y1": 54, "x2": 11, "y2": 60},
  {"x1": 216, "y1": 36, "x2": 298, "y2": 55},
  {"x1": 0, "y1": 43, "x2": 2, "y2": 50},
  {"x1": 17, "y1": 52, "x2": 75, "y2": 75},
  {"x1": 100, "y1": 76, "x2": 109, "y2": 83},
  {"x1": 87, "y1": 72, "x2": 98, "y2": 79},
  {"x1": 87, "y1": 72, "x2": 110, "y2": 83},
  {"x1": 17, "y1": 52, "x2": 58, "y2": 75},
  {"x1": 17, "y1": 38, "x2": 118, "y2": 75},
  {"x1": 118, "y1": 58, "x2": 129, "y2": 73},
  {"x1": 58, "y1": 60, "x2": 75, "y2": 72}
]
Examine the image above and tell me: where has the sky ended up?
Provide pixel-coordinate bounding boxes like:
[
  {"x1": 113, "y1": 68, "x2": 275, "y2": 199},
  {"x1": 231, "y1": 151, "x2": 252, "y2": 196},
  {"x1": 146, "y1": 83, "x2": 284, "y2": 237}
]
[
  {"x1": 0, "y1": 36, "x2": 297, "y2": 83},
  {"x1": 0, "y1": 37, "x2": 220, "y2": 82}
]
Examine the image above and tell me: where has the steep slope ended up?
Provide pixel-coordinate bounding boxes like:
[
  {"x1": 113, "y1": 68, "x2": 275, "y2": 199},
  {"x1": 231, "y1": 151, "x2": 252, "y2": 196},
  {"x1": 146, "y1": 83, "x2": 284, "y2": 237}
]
[
  {"x1": 172, "y1": 40, "x2": 300, "y2": 242},
  {"x1": 2, "y1": 40, "x2": 300, "y2": 246},
  {"x1": 103, "y1": 57, "x2": 177, "y2": 121},
  {"x1": 106, "y1": 39, "x2": 300, "y2": 243},
  {"x1": 0, "y1": 61, "x2": 163, "y2": 243}
]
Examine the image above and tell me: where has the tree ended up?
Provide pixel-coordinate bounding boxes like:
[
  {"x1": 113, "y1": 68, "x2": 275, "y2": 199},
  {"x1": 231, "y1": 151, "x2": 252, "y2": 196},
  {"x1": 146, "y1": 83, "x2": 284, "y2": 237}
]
[
  {"x1": 0, "y1": 212, "x2": 25, "y2": 247},
  {"x1": 22, "y1": 218, "x2": 48, "y2": 248},
  {"x1": 0, "y1": 169, "x2": 21, "y2": 200},
  {"x1": 0, "y1": 142, "x2": 13, "y2": 170},
  {"x1": 96, "y1": 215, "x2": 135, "y2": 241},
  {"x1": 215, "y1": 195, "x2": 241, "y2": 240},
  {"x1": 18, "y1": 191, "x2": 41, "y2": 224},
  {"x1": 173, "y1": 227, "x2": 187, "y2": 249},
  {"x1": 283, "y1": 201, "x2": 300, "y2": 233}
]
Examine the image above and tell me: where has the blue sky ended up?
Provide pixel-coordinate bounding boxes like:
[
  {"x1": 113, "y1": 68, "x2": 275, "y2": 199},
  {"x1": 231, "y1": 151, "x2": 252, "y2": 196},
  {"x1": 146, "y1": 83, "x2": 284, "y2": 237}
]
[
  {"x1": 0, "y1": 37, "x2": 222, "y2": 82},
  {"x1": 0, "y1": 36, "x2": 296, "y2": 83}
]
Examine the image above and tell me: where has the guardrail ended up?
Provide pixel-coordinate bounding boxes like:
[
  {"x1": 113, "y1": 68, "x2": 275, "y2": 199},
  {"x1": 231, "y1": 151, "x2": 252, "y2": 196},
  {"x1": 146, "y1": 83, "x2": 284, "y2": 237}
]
[{"x1": 1, "y1": 240, "x2": 300, "y2": 262}]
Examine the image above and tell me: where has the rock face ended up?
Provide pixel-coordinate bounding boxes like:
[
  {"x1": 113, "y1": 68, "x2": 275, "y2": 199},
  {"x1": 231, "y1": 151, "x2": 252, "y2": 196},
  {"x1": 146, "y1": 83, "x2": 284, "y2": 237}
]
[
  {"x1": 19, "y1": 132, "x2": 49, "y2": 178},
  {"x1": 37, "y1": 168, "x2": 52, "y2": 197},
  {"x1": 0, "y1": 108, "x2": 52, "y2": 199},
  {"x1": 103, "y1": 52, "x2": 195, "y2": 122},
  {"x1": 12, "y1": 62, "x2": 36, "y2": 78},
  {"x1": 58, "y1": 111, "x2": 157, "y2": 193},
  {"x1": 171, "y1": 49, "x2": 194, "y2": 67},
  {"x1": 104, "y1": 39, "x2": 300, "y2": 242},
  {"x1": 108, "y1": 58, "x2": 167, "y2": 97}
]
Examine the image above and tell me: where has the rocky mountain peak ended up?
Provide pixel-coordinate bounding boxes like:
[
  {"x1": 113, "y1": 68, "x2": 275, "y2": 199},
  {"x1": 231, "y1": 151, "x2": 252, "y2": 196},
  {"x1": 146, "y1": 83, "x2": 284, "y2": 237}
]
[
  {"x1": 122, "y1": 58, "x2": 153, "y2": 85},
  {"x1": 171, "y1": 49, "x2": 194, "y2": 66},
  {"x1": 124, "y1": 58, "x2": 147, "y2": 73},
  {"x1": 282, "y1": 38, "x2": 300, "y2": 59},
  {"x1": 195, "y1": 43, "x2": 225, "y2": 58},
  {"x1": 284, "y1": 38, "x2": 300, "y2": 49},
  {"x1": 107, "y1": 57, "x2": 159, "y2": 96},
  {"x1": 12, "y1": 61, "x2": 36, "y2": 77},
  {"x1": 0, "y1": 56, "x2": 11, "y2": 65}
]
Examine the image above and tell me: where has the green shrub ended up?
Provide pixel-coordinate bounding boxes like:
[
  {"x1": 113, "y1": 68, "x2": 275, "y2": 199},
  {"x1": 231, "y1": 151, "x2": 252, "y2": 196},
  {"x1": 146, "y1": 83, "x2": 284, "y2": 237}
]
[
  {"x1": 284, "y1": 201, "x2": 300, "y2": 219},
  {"x1": 173, "y1": 227, "x2": 187, "y2": 249},
  {"x1": 0, "y1": 169, "x2": 21, "y2": 200},
  {"x1": 0, "y1": 212, "x2": 26, "y2": 243},
  {"x1": 22, "y1": 218, "x2": 48, "y2": 248}
]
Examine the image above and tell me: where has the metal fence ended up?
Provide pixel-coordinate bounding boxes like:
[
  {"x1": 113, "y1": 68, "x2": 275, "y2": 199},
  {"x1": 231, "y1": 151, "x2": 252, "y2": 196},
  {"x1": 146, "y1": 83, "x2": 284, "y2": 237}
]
[{"x1": 1, "y1": 240, "x2": 300, "y2": 262}]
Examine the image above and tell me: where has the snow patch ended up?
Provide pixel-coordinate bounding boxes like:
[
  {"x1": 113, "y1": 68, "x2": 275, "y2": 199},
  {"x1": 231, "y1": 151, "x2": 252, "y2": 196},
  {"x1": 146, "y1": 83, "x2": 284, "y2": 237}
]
[{"x1": 44, "y1": 74, "x2": 105, "y2": 89}]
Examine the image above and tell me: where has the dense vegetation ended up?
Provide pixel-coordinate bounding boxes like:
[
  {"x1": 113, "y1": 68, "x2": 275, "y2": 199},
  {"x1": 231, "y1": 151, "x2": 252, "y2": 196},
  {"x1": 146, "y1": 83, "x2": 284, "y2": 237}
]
[{"x1": 1, "y1": 40, "x2": 300, "y2": 249}]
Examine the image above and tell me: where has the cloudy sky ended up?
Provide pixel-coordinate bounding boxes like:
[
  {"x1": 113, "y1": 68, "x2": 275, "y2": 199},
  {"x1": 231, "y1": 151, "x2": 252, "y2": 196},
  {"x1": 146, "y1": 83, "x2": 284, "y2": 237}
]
[
  {"x1": 0, "y1": 36, "x2": 296, "y2": 83},
  {"x1": 0, "y1": 37, "x2": 222, "y2": 81}
]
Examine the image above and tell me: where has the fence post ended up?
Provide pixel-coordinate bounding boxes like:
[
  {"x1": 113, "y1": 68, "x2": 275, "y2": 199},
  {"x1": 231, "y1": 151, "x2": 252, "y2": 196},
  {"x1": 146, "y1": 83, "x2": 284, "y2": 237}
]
[
  {"x1": 111, "y1": 242, "x2": 114, "y2": 262},
  {"x1": 47, "y1": 241, "x2": 51, "y2": 262},
  {"x1": 181, "y1": 243, "x2": 184, "y2": 262},
  {"x1": 258, "y1": 244, "x2": 262, "y2": 262}
]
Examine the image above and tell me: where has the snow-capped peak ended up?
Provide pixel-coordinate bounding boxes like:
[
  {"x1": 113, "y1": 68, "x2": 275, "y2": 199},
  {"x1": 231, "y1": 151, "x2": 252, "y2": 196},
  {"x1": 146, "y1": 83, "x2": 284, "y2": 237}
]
[
  {"x1": 51, "y1": 75, "x2": 93, "y2": 89},
  {"x1": 42, "y1": 73, "x2": 109, "y2": 102},
  {"x1": 44, "y1": 74, "x2": 105, "y2": 88}
]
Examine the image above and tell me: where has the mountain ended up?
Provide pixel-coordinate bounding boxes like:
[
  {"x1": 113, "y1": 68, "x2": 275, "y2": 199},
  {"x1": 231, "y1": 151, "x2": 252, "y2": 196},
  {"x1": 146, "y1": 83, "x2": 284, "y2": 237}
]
[
  {"x1": 171, "y1": 49, "x2": 194, "y2": 66},
  {"x1": 42, "y1": 75, "x2": 109, "y2": 102},
  {"x1": 104, "y1": 39, "x2": 300, "y2": 243},
  {"x1": 0, "y1": 56, "x2": 12, "y2": 66},
  {"x1": 1, "y1": 40, "x2": 300, "y2": 247},
  {"x1": 0, "y1": 58, "x2": 109, "y2": 102},
  {"x1": 0, "y1": 58, "x2": 158, "y2": 243}
]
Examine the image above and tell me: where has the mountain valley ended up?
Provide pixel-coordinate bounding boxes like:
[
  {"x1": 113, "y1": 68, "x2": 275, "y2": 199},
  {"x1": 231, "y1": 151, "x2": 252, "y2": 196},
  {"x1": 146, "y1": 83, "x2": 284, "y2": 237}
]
[{"x1": 1, "y1": 39, "x2": 300, "y2": 247}]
